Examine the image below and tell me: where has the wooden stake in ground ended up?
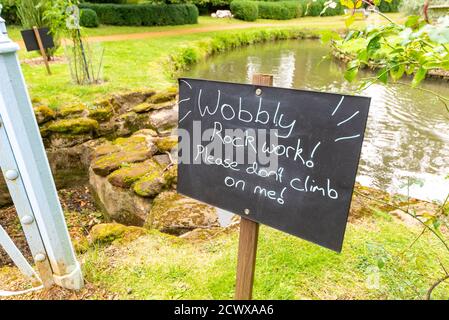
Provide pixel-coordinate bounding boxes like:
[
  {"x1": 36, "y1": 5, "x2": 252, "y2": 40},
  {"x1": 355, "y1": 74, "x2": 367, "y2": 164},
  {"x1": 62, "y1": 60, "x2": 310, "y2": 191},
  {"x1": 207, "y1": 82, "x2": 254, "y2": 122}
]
[
  {"x1": 234, "y1": 73, "x2": 273, "y2": 300},
  {"x1": 32, "y1": 27, "x2": 51, "y2": 75}
]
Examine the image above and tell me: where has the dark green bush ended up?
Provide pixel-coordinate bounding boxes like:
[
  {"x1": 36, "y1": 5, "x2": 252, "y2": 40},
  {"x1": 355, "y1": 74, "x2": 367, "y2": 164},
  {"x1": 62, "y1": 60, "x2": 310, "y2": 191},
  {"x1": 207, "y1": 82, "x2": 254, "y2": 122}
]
[
  {"x1": 230, "y1": 1, "x2": 258, "y2": 21},
  {"x1": 79, "y1": 3, "x2": 199, "y2": 26},
  {"x1": 257, "y1": 1, "x2": 302, "y2": 20},
  {"x1": 377, "y1": 0, "x2": 401, "y2": 13},
  {"x1": 0, "y1": 0, "x2": 20, "y2": 25},
  {"x1": 80, "y1": 9, "x2": 99, "y2": 28}
]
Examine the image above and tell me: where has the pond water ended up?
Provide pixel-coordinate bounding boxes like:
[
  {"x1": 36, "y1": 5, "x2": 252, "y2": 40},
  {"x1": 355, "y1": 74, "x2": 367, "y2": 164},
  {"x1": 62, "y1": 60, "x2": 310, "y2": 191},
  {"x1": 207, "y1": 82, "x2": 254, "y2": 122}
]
[{"x1": 183, "y1": 40, "x2": 449, "y2": 202}]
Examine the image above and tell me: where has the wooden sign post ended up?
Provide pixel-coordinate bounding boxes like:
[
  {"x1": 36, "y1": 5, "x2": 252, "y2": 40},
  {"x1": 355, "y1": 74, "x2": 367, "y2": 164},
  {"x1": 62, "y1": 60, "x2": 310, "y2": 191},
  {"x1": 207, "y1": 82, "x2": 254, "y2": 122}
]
[
  {"x1": 32, "y1": 27, "x2": 51, "y2": 75},
  {"x1": 235, "y1": 74, "x2": 273, "y2": 300}
]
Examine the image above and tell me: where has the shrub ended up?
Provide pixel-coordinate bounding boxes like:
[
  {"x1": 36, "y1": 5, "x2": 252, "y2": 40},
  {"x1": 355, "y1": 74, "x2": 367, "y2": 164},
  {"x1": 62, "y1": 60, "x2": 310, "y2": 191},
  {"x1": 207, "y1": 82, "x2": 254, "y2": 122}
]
[
  {"x1": 230, "y1": 1, "x2": 258, "y2": 21},
  {"x1": 0, "y1": 0, "x2": 20, "y2": 25},
  {"x1": 377, "y1": 0, "x2": 401, "y2": 13},
  {"x1": 79, "y1": 3, "x2": 199, "y2": 26},
  {"x1": 80, "y1": 8, "x2": 99, "y2": 28},
  {"x1": 257, "y1": 1, "x2": 302, "y2": 20}
]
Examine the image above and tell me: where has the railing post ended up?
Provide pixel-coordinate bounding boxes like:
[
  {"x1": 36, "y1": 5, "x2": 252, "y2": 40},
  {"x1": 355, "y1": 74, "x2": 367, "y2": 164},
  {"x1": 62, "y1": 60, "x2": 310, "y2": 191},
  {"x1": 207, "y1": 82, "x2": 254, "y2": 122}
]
[{"x1": 0, "y1": 8, "x2": 83, "y2": 290}]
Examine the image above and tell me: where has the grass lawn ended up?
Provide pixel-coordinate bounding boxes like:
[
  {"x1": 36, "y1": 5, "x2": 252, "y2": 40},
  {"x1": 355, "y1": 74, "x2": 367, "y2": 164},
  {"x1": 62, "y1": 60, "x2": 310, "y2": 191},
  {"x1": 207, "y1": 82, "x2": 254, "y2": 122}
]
[
  {"x1": 7, "y1": 14, "x2": 404, "y2": 109},
  {"x1": 82, "y1": 215, "x2": 449, "y2": 300}
]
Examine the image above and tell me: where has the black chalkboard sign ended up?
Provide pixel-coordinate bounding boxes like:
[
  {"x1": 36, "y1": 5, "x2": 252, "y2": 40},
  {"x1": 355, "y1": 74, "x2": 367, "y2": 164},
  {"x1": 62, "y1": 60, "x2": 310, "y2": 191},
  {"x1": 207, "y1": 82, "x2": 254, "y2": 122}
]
[
  {"x1": 177, "y1": 78, "x2": 371, "y2": 252},
  {"x1": 20, "y1": 28, "x2": 55, "y2": 52}
]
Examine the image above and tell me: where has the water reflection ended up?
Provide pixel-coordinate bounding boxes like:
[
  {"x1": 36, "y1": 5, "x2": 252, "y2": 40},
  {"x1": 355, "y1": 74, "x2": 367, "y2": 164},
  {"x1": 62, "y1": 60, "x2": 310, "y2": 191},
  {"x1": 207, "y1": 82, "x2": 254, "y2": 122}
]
[{"x1": 184, "y1": 40, "x2": 449, "y2": 201}]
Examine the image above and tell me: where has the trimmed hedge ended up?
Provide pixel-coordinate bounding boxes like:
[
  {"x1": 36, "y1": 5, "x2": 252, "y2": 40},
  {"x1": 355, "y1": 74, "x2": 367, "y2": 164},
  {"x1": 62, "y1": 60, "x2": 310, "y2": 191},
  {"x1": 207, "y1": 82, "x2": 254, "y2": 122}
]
[
  {"x1": 80, "y1": 9, "x2": 100, "y2": 28},
  {"x1": 79, "y1": 3, "x2": 199, "y2": 26},
  {"x1": 230, "y1": 0, "x2": 343, "y2": 21},
  {"x1": 377, "y1": 0, "x2": 401, "y2": 13},
  {"x1": 231, "y1": 1, "x2": 303, "y2": 21},
  {"x1": 230, "y1": 1, "x2": 258, "y2": 21},
  {"x1": 257, "y1": 1, "x2": 302, "y2": 20}
]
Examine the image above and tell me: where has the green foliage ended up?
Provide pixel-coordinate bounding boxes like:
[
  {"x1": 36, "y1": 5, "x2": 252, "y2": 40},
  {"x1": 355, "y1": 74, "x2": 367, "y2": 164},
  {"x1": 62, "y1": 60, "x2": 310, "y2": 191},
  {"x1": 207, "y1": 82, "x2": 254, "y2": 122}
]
[
  {"x1": 230, "y1": 1, "x2": 258, "y2": 21},
  {"x1": 0, "y1": 0, "x2": 20, "y2": 24},
  {"x1": 80, "y1": 8, "x2": 99, "y2": 28},
  {"x1": 376, "y1": 0, "x2": 401, "y2": 13},
  {"x1": 257, "y1": 1, "x2": 302, "y2": 20},
  {"x1": 16, "y1": 0, "x2": 45, "y2": 29},
  {"x1": 79, "y1": 3, "x2": 199, "y2": 26},
  {"x1": 333, "y1": 15, "x2": 449, "y2": 89}
]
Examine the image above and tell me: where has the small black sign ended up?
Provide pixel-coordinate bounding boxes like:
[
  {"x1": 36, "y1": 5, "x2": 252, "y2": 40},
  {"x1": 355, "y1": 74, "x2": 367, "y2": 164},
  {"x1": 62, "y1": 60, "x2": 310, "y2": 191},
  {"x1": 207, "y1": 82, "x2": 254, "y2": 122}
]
[
  {"x1": 177, "y1": 78, "x2": 371, "y2": 252},
  {"x1": 20, "y1": 28, "x2": 55, "y2": 52}
]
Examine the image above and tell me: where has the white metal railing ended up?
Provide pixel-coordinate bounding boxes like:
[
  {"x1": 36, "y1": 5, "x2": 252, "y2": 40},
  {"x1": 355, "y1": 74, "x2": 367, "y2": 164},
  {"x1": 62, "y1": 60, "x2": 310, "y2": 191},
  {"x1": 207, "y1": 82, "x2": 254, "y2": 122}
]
[{"x1": 0, "y1": 6, "x2": 83, "y2": 294}]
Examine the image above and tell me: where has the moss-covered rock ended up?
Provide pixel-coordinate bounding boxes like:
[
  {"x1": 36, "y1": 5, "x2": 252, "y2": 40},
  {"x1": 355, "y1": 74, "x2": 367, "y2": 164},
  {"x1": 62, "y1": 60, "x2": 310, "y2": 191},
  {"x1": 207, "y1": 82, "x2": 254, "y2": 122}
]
[
  {"x1": 58, "y1": 104, "x2": 88, "y2": 118},
  {"x1": 90, "y1": 223, "x2": 148, "y2": 245},
  {"x1": 107, "y1": 159, "x2": 161, "y2": 189},
  {"x1": 111, "y1": 90, "x2": 156, "y2": 113},
  {"x1": 179, "y1": 227, "x2": 225, "y2": 241},
  {"x1": 133, "y1": 170, "x2": 165, "y2": 198},
  {"x1": 148, "y1": 107, "x2": 178, "y2": 133},
  {"x1": 93, "y1": 142, "x2": 121, "y2": 158},
  {"x1": 116, "y1": 111, "x2": 153, "y2": 135},
  {"x1": 145, "y1": 191, "x2": 219, "y2": 234},
  {"x1": 48, "y1": 133, "x2": 94, "y2": 148},
  {"x1": 92, "y1": 151, "x2": 149, "y2": 177},
  {"x1": 91, "y1": 135, "x2": 157, "y2": 176},
  {"x1": 33, "y1": 105, "x2": 56, "y2": 125},
  {"x1": 154, "y1": 136, "x2": 178, "y2": 153},
  {"x1": 46, "y1": 118, "x2": 99, "y2": 135},
  {"x1": 88, "y1": 105, "x2": 114, "y2": 122},
  {"x1": 147, "y1": 87, "x2": 178, "y2": 104},
  {"x1": 132, "y1": 100, "x2": 176, "y2": 113}
]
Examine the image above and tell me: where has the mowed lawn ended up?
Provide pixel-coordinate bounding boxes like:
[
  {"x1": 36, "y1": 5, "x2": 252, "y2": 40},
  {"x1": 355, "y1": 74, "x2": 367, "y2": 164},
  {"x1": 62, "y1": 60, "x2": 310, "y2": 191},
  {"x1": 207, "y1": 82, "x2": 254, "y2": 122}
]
[
  {"x1": 82, "y1": 214, "x2": 449, "y2": 300},
  {"x1": 8, "y1": 14, "x2": 404, "y2": 108}
]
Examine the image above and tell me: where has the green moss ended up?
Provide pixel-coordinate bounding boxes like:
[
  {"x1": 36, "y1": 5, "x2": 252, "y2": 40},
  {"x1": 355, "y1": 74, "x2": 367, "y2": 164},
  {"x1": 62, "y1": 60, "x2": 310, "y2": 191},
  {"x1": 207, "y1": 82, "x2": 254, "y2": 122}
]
[
  {"x1": 147, "y1": 87, "x2": 178, "y2": 104},
  {"x1": 90, "y1": 223, "x2": 148, "y2": 245},
  {"x1": 34, "y1": 105, "x2": 56, "y2": 124},
  {"x1": 118, "y1": 111, "x2": 154, "y2": 132},
  {"x1": 92, "y1": 135, "x2": 156, "y2": 176},
  {"x1": 145, "y1": 191, "x2": 217, "y2": 232},
  {"x1": 107, "y1": 159, "x2": 161, "y2": 188},
  {"x1": 58, "y1": 103, "x2": 88, "y2": 118},
  {"x1": 73, "y1": 236, "x2": 90, "y2": 254},
  {"x1": 133, "y1": 165, "x2": 166, "y2": 197},
  {"x1": 155, "y1": 136, "x2": 178, "y2": 153},
  {"x1": 94, "y1": 142, "x2": 121, "y2": 157},
  {"x1": 132, "y1": 100, "x2": 176, "y2": 113},
  {"x1": 113, "y1": 135, "x2": 146, "y2": 149},
  {"x1": 163, "y1": 165, "x2": 177, "y2": 184},
  {"x1": 92, "y1": 151, "x2": 146, "y2": 176},
  {"x1": 88, "y1": 106, "x2": 114, "y2": 122},
  {"x1": 46, "y1": 118, "x2": 99, "y2": 135}
]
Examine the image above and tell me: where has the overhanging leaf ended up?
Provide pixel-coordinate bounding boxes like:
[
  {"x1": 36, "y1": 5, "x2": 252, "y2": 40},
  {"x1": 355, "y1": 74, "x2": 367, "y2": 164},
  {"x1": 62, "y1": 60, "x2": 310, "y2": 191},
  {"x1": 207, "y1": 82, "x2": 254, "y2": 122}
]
[{"x1": 412, "y1": 67, "x2": 427, "y2": 87}]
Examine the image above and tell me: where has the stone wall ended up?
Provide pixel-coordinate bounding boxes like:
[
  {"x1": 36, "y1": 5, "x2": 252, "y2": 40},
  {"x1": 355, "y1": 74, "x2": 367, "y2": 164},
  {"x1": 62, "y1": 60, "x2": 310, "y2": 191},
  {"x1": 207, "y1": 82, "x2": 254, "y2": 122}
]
[{"x1": 0, "y1": 88, "x2": 178, "y2": 208}]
